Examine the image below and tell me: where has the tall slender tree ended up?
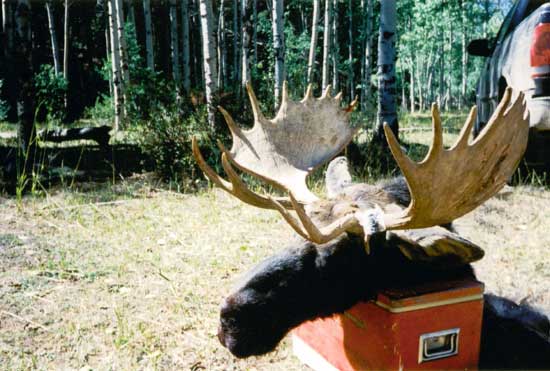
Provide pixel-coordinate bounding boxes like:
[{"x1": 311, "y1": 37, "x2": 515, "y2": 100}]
[
  {"x1": 114, "y1": 0, "x2": 129, "y2": 85},
  {"x1": 181, "y1": 0, "x2": 191, "y2": 91},
  {"x1": 3, "y1": 0, "x2": 14, "y2": 52},
  {"x1": 45, "y1": 1, "x2": 61, "y2": 75},
  {"x1": 331, "y1": 0, "x2": 338, "y2": 90},
  {"x1": 376, "y1": 0, "x2": 398, "y2": 141},
  {"x1": 108, "y1": 0, "x2": 123, "y2": 130},
  {"x1": 348, "y1": 0, "x2": 354, "y2": 99},
  {"x1": 321, "y1": 0, "x2": 332, "y2": 90},
  {"x1": 63, "y1": 0, "x2": 70, "y2": 80},
  {"x1": 169, "y1": 0, "x2": 180, "y2": 84},
  {"x1": 143, "y1": 0, "x2": 154, "y2": 71},
  {"x1": 306, "y1": 0, "x2": 320, "y2": 84},
  {"x1": 360, "y1": 0, "x2": 373, "y2": 111},
  {"x1": 199, "y1": 0, "x2": 218, "y2": 126},
  {"x1": 241, "y1": 0, "x2": 251, "y2": 88},
  {"x1": 272, "y1": 0, "x2": 284, "y2": 106}
]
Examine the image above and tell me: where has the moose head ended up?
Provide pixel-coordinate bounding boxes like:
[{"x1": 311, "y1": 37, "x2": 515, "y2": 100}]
[{"x1": 192, "y1": 83, "x2": 530, "y2": 358}]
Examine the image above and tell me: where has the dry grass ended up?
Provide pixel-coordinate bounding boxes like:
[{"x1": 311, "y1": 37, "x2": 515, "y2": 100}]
[{"x1": 1, "y1": 113, "x2": 549, "y2": 369}]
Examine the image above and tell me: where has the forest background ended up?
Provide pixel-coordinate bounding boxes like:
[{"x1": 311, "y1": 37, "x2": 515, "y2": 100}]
[{"x1": 0, "y1": 0, "x2": 514, "y2": 187}]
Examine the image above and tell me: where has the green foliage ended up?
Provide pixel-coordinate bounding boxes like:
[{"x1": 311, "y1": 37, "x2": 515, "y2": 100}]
[
  {"x1": 136, "y1": 105, "x2": 224, "y2": 184},
  {"x1": 33, "y1": 65, "x2": 68, "y2": 122},
  {"x1": 91, "y1": 22, "x2": 173, "y2": 125},
  {"x1": 0, "y1": 80, "x2": 8, "y2": 121},
  {"x1": 84, "y1": 94, "x2": 115, "y2": 124}
]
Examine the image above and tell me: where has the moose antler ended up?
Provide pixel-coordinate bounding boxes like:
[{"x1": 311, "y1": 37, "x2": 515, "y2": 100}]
[{"x1": 193, "y1": 84, "x2": 529, "y2": 249}]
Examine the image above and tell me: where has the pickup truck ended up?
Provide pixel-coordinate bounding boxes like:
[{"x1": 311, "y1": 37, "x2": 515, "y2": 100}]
[{"x1": 468, "y1": 0, "x2": 550, "y2": 165}]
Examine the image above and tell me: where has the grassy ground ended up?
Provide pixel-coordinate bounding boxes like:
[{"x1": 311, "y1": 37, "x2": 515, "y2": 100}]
[{"x1": 1, "y1": 112, "x2": 549, "y2": 369}]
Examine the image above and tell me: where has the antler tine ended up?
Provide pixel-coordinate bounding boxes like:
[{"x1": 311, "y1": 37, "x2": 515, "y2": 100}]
[
  {"x1": 334, "y1": 92, "x2": 343, "y2": 102},
  {"x1": 220, "y1": 152, "x2": 294, "y2": 209},
  {"x1": 288, "y1": 192, "x2": 364, "y2": 245},
  {"x1": 452, "y1": 105, "x2": 477, "y2": 149},
  {"x1": 265, "y1": 195, "x2": 311, "y2": 240},
  {"x1": 301, "y1": 84, "x2": 314, "y2": 102},
  {"x1": 192, "y1": 137, "x2": 293, "y2": 210},
  {"x1": 218, "y1": 106, "x2": 243, "y2": 139},
  {"x1": 245, "y1": 82, "x2": 265, "y2": 122},
  {"x1": 423, "y1": 103, "x2": 444, "y2": 162},
  {"x1": 320, "y1": 85, "x2": 332, "y2": 99},
  {"x1": 345, "y1": 96, "x2": 359, "y2": 112},
  {"x1": 192, "y1": 136, "x2": 233, "y2": 193},
  {"x1": 281, "y1": 80, "x2": 289, "y2": 105},
  {"x1": 383, "y1": 123, "x2": 417, "y2": 181}
]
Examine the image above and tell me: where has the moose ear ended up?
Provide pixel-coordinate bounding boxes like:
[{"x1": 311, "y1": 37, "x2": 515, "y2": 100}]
[{"x1": 386, "y1": 227, "x2": 484, "y2": 267}]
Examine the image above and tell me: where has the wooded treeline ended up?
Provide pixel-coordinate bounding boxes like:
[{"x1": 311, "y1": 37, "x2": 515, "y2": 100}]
[{"x1": 0, "y1": 0, "x2": 512, "y2": 131}]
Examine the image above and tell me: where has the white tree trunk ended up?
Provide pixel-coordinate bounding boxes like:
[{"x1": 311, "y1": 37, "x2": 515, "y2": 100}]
[
  {"x1": 376, "y1": 0, "x2": 397, "y2": 140},
  {"x1": 252, "y1": 0, "x2": 257, "y2": 67},
  {"x1": 409, "y1": 59, "x2": 415, "y2": 113},
  {"x1": 306, "y1": 0, "x2": 320, "y2": 84},
  {"x1": 108, "y1": 0, "x2": 123, "y2": 130},
  {"x1": 460, "y1": 0, "x2": 467, "y2": 109},
  {"x1": 3, "y1": 0, "x2": 14, "y2": 52},
  {"x1": 217, "y1": 0, "x2": 227, "y2": 89},
  {"x1": 105, "y1": 28, "x2": 113, "y2": 97},
  {"x1": 181, "y1": 0, "x2": 191, "y2": 91},
  {"x1": 63, "y1": 0, "x2": 69, "y2": 80},
  {"x1": 322, "y1": 0, "x2": 332, "y2": 90},
  {"x1": 272, "y1": 0, "x2": 284, "y2": 106},
  {"x1": 169, "y1": 0, "x2": 180, "y2": 84},
  {"x1": 45, "y1": 1, "x2": 61, "y2": 75},
  {"x1": 348, "y1": 0, "x2": 353, "y2": 99},
  {"x1": 142, "y1": 0, "x2": 154, "y2": 71},
  {"x1": 241, "y1": 0, "x2": 250, "y2": 88},
  {"x1": 199, "y1": 0, "x2": 218, "y2": 126},
  {"x1": 232, "y1": 0, "x2": 239, "y2": 85},
  {"x1": 360, "y1": 0, "x2": 373, "y2": 111},
  {"x1": 331, "y1": 0, "x2": 338, "y2": 90},
  {"x1": 114, "y1": 0, "x2": 129, "y2": 85}
]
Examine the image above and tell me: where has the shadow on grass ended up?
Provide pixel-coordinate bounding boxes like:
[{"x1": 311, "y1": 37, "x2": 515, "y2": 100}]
[{"x1": 0, "y1": 144, "x2": 154, "y2": 194}]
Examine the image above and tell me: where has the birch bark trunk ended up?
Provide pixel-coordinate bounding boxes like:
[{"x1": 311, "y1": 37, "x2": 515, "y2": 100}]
[
  {"x1": 181, "y1": 0, "x2": 191, "y2": 91},
  {"x1": 322, "y1": 0, "x2": 332, "y2": 90},
  {"x1": 306, "y1": 0, "x2": 320, "y2": 84},
  {"x1": 272, "y1": 0, "x2": 284, "y2": 106},
  {"x1": 199, "y1": 0, "x2": 218, "y2": 126},
  {"x1": 232, "y1": 0, "x2": 239, "y2": 86},
  {"x1": 252, "y1": 0, "x2": 257, "y2": 67},
  {"x1": 63, "y1": 0, "x2": 69, "y2": 80},
  {"x1": 143, "y1": 0, "x2": 154, "y2": 71},
  {"x1": 115, "y1": 0, "x2": 129, "y2": 82},
  {"x1": 360, "y1": 0, "x2": 372, "y2": 110},
  {"x1": 46, "y1": 1, "x2": 61, "y2": 75},
  {"x1": 460, "y1": 0, "x2": 467, "y2": 109},
  {"x1": 217, "y1": 0, "x2": 226, "y2": 89},
  {"x1": 376, "y1": 0, "x2": 398, "y2": 140},
  {"x1": 241, "y1": 0, "x2": 251, "y2": 88},
  {"x1": 169, "y1": 0, "x2": 180, "y2": 84},
  {"x1": 331, "y1": 0, "x2": 338, "y2": 90},
  {"x1": 348, "y1": 0, "x2": 353, "y2": 99},
  {"x1": 409, "y1": 59, "x2": 415, "y2": 113},
  {"x1": 108, "y1": 0, "x2": 123, "y2": 130}
]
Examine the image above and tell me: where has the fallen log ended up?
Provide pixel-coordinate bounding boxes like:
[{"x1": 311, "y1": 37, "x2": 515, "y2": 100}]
[{"x1": 38, "y1": 126, "x2": 111, "y2": 147}]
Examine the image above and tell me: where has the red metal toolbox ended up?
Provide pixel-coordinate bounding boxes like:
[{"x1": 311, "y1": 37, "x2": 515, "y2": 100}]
[{"x1": 293, "y1": 278, "x2": 484, "y2": 370}]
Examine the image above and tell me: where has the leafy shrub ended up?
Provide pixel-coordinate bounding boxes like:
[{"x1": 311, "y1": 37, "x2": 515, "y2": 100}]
[
  {"x1": 34, "y1": 64, "x2": 68, "y2": 122},
  {"x1": 94, "y1": 22, "x2": 175, "y2": 125},
  {"x1": 136, "y1": 105, "x2": 225, "y2": 183}
]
